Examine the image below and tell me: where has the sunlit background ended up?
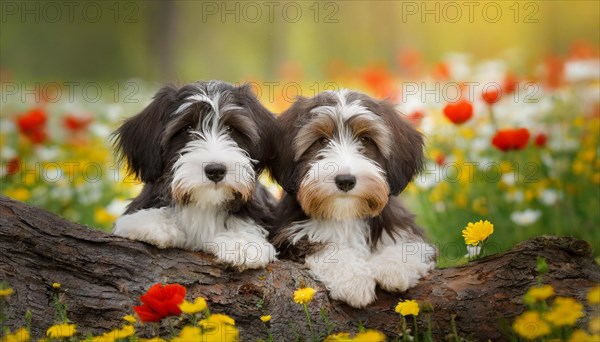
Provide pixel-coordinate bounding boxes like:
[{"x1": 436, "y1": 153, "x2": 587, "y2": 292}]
[{"x1": 1, "y1": 0, "x2": 599, "y2": 265}]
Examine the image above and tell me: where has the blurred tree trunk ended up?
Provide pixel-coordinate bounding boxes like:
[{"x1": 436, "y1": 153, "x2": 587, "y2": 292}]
[
  {"x1": 0, "y1": 195, "x2": 598, "y2": 341},
  {"x1": 150, "y1": 0, "x2": 177, "y2": 82}
]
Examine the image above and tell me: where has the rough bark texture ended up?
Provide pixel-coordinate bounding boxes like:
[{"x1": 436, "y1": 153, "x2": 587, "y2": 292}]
[{"x1": 0, "y1": 195, "x2": 598, "y2": 341}]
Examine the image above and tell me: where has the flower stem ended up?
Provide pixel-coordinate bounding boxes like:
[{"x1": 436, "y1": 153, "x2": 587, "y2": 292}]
[
  {"x1": 413, "y1": 316, "x2": 419, "y2": 342},
  {"x1": 488, "y1": 106, "x2": 498, "y2": 130},
  {"x1": 303, "y1": 303, "x2": 315, "y2": 341}
]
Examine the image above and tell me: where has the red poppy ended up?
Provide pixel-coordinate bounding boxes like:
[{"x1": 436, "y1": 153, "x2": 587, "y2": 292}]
[
  {"x1": 431, "y1": 62, "x2": 450, "y2": 80},
  {"x1": 361, "y1": 65, "x2": 395, "y2": 100},
  {"x1": 534, "y1": 133, "x2": 548, "y2": 147},
  {"x1": 434, "y1": 153, "x2": 446, "y2": 166},
  {"x1": 443, "y1": 99, "x2": 473, "y2": 125},
  {"x1": 64, "y1": 114, "x2": 93, "y2": 131},
  {"x1": 6, "y1": 158, "x2": 20, "y2": 176},
  {"x1": 492, "y1": 128, "x2": 530, "y2": 152},
  {"x1": 503, "y1": 74, "x2": 519, "y2": 94},
  {"x1": 406, "y1": 110, "x2": 424, "y2": 126},
  {"x1": 482, "y1": 87, "x2": 501, "y2": 105},
  {"x1": 133, "y1": 283, "x2": 186, "y2": 322},
  {"x1": 16, "y1": 108, "x2": 48, "y2": 144}
]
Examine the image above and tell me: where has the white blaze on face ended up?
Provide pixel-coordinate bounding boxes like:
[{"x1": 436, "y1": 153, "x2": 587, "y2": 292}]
[
  {"x1": 297, "y1": 91, "x2": 390, "y2": 220},
  {"x1": 170, "y1": 89, "x2": 256, "y2": 207}
]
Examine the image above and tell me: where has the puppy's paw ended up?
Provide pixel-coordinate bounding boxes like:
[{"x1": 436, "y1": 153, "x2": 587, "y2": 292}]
[
  {"x1": 372, "y1": 257, "x2": 434, "y2": 292},
  {"x1": 328, "y1": 275, "x2": 377, "y2": 308},
  {"x1": 241, "y1": 241, "x2": 277, "y2": 270},
  {"x1": 210, "y1": 235, "x2": 276, "y2": 270}
]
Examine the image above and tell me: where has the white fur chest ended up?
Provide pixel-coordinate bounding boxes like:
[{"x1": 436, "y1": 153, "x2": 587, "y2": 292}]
[{"x1": 287, "y1": 218, "x2": 372, "y2": 256}]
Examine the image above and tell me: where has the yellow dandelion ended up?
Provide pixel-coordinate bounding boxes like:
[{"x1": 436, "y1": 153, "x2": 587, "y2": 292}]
[
  {"x1": 324, "y1": 332, "x2": 352, "y2": 341},
  {"x1": 294, "y1": 287, "x2": 317, "y2": 304},
  {"x1": 199, "y1": 313, "x2": 236, "y2": 328},
  {"x1": 5, "y1": 188, "x2": 31, "y2": 202},
  {"x1": 461, "y1": 220, "x2": 494, "y2": 246},
  {"x1": 171, "y1": 326, "x2": 202, "y2": 342},
  {"x1": 587, "y1": 285, "x2": 600, "y2": 305},
  {"x1": 512, "y1": 311, "x2": 551, "y2": 340},
  {"x1": 178, "y1": 297, "x2": 207, "y2": 314},
  {"x1": 524, "y1": 285, "x2": 555, "y2": 303},
  {"x1": 94, "y1": 208, "x2": 116, "y2": 226},
  {"x1": 260, "y1": 315, "x2": 271, "y2": 323},
  {"x1": 589, "y1": 316, "x2": 600, "y2": 334},
  {"x1": 544, "y1": 297, "x2": 584, "y2": 327},
  {"x1": 395, "y1": 300, "x2": 419, "y2": 316},
  {"x1": 2, "y1": 327, "x2": 30, "y2": 342},
  {"x1": 353, "y1": 329, "x2": 386, "y2": 341},
  {"x1": 122, "y1": 315, "x2": 136, "y2": 323},
  {"x1": 51, "y1": 283, "x2": 61, "y2": 289},
  {"x1": 568, "y1": 329, "x2": 600, "y2": 342},
  {"x1": 46, "y1": 323, "x2": 76, "y2": 339},
  {"x1": 0, "y1": 288, "x2": 14, "y2": 297}
]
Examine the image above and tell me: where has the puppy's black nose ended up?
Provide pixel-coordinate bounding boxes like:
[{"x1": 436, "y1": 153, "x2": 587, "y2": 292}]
[
  {"x1": 335, "y1": 174, "x2": 356, "y2": 192},
  {"x1": 204, "y1": 163, "x2": 226, "y2": 182}
]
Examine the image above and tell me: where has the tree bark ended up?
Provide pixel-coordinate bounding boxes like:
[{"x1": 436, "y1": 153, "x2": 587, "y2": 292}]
[{"x1": 0, "y1": 195, "x2": 598, "y2": 341}]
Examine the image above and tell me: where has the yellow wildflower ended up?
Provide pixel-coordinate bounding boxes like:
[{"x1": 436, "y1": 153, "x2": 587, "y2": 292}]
[
  {"x1": 2, "y1": 327, "x2": 30, "y2": 342},
  {"x1": 461, "y1": 220, "x2": 494, "y2": 246},
  {"x1": 589, "y1": 316, "x2": 600, "y2": 333},
  {"x1": 178, "y1": 297, "x2": 207, "y2": 314},
  {"x1": 122, "y1": 315, "x2": 136, "y2": 323},
  {"x1": 544, "y1": 297, "x2": 584, "y2": 327},
  {"x1": 524, "y1": 285, "x2": 555, "y2": 303},
  {"x1": 353, "y1": 329, "x2": 386, "y2": 341},
  {"x1": 52, "y1": 283, "x2": 61, "y2": 289},
  {"x1": 294, "y1": 287, "x2": 316, "y2": 304},
  {"x1": 46, "y1": 324, "x2": 76, "y2": 339},
  {"x1": 139, "y1": 339, "x2": 166, "y2": 342},
  {"x1": 198, "y1": 321, "x2": 239, "y2": 342},
  {"x1": 568, "y1": 329, "x2": 600, "y2": 342},
  {"x1": 94, "y1": 208, "x2": 116, "y2": 226},
  {"x1": 92, "y1": 325, "x2": 135, "y2": 342},
  {"x1": 199, "y1": 313, "x2": 236, "y2": 330},
  {"x1": 5, "y1": 188, "x2": 30, "y2": 202},
  {"x1": 324, "y1": 332, "x2": 352, "y2": 341},
  {"x1": 587, "y1": 285, "x2": 600, "y2": 305},
  {"x1": 395, "y1": 300, "x2": 419, "y2": 316},
  {"x1": 171, "y1": 326, "x2": 202, "y2": 342},
  {"x1": 0, "y1": 288, "x2": 14, "y2": 297},
  {"x1": 260, "y1": 315, "x2": 271, "y2": 323},
  {"x1": 512, "y1": 311, "x2": 550, "y2": 340}
]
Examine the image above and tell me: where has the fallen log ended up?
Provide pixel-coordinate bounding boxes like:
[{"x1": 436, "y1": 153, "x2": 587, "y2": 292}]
[{"x1": 0, "y1": 195, "x2": 598, "y2": 341}]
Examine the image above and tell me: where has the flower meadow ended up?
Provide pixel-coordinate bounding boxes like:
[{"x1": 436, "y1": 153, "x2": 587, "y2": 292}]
[
  {"x1": 2, "y1": 271, "x2": 600, "y2": 341},
  {"x1": 1, "y1": 44, "x2": 599, "y2": 340},
  {"x1": 1, "y1": 45, "x2": 599, "y2": 265}
]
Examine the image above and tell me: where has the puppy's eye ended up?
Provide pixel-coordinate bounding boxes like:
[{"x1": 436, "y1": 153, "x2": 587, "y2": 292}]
[
  {"x1": 224, "y1": 125, "x2": 234, "y2": 134},
  {"x1": 359, "y1": 136, "x2": 371, "y2": 146},
  {"x1": 319, "y1": 137, "x2": 330, "y2": 145}
]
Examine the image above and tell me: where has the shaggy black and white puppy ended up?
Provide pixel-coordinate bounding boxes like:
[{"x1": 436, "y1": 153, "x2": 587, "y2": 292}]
[
  {"x1": 271, "y1": 89, "x2": 436, "y2": 307},
  {"x1": 112, "y1": 80, "x2": 277, "y2": 270}
]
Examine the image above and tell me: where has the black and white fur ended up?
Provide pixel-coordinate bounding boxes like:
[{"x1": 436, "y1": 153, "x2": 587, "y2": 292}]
[
  {"x1": 113, "y1": 81, "x2": 277, "y2": 270},
  {"x1": 270, "y1": 90, "x2": 436, "y2": 307}
]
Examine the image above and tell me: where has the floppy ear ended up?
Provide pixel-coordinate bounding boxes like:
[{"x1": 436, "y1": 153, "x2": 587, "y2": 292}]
[
  {"x1": 269, "y1": 97, "x2": 308, "y2": 195},
  {"x1": 234, "y1": 84, "x2": 277, "y2": 174},
  {"x1": 113, "y1": 85, "x2": 178, "y2": 183},
  {"x1": 377, "y1": 101, "x2": 424, "y2": 196}
]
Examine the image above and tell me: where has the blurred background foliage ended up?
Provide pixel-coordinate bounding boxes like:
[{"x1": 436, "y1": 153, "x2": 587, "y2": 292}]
[
  {"x1": 1, "y1": 1, "x2": 599, "y2": 83},
  {"x1": 1, "y1": 1, "x2": 599, "y2": 265}
]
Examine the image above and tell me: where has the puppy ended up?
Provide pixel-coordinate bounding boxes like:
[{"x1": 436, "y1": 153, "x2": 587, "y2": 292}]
[
  {"x1": 270, "y1": 89, "x2": 436, "y2": 307},
  {"x1": 113, "y1": 81, "x2": 277, "y2": 270}
]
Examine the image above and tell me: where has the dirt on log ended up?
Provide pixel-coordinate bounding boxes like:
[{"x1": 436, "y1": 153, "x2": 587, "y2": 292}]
[{"x1": 0, "y1": 195, "x2": 598, "y2": 341}]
